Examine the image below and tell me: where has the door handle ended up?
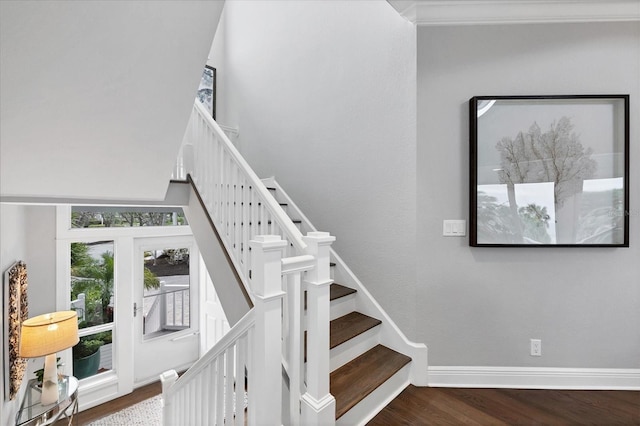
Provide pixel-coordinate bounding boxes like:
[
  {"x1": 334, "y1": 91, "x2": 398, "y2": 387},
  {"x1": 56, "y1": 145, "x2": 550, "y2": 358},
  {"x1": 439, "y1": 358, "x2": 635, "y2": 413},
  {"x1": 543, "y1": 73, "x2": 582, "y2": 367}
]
[{"x1": 133, "y1": 302, "x2": 143, "y2": 317}]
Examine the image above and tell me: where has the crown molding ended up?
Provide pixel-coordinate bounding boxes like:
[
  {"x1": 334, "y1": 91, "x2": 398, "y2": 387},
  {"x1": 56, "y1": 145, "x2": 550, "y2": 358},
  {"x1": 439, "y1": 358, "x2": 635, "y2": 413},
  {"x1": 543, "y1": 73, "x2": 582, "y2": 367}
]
[{"x1": 387, "y1": 0, "x2": 640, "y2": 25}]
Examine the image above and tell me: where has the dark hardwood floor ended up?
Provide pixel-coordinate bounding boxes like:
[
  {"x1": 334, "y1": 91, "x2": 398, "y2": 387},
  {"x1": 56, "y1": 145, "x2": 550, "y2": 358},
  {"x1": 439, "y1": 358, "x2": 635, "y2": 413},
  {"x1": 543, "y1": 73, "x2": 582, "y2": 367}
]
[
  {"x1": 60, "y1": 382, "x2": 639, "y2": 425},
  {"x1": 58, "y1": 381, "x2": 162, "y2": 425},
  {"x1": 368, "y1": 385, "x2": 640, "y2": 425}
]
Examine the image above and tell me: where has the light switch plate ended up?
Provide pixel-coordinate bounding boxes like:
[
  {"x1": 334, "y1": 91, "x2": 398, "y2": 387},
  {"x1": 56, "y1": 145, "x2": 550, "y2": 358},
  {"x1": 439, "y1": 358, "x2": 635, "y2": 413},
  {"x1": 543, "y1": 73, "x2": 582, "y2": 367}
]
[{"x1": 443, "y1": 220, "x2": 466, "y2": 236}]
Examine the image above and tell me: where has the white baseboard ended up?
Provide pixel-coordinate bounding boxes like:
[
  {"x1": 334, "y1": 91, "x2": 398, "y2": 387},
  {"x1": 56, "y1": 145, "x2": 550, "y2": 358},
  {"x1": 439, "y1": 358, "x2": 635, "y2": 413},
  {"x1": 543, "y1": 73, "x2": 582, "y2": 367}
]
[{"x1": 428, "y1": 366, "x2": 640, "y2": 390}]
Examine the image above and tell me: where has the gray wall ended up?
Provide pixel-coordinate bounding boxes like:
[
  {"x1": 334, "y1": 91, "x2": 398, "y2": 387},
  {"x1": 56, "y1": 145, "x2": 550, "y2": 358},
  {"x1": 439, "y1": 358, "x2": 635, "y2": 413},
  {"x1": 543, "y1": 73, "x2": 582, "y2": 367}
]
[
  {"x1": 210, "y1": 1, "x2": 419, "y2": 340},
  {"x1": 417, "y1": 22, "x2": 640, "y2": 367}
]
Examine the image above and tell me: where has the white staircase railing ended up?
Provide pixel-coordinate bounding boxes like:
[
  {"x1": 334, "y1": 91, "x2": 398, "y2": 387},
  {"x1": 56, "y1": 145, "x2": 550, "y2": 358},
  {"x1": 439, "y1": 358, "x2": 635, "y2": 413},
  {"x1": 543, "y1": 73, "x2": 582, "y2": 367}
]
[
  {"x1": 161, "y1": 309, "x2": 253, "y2": 426},
  {"x1": 183, "y1": 101, "x2": 307, "y2": 284},
  {"x1": 162, "y1": 101, "x2": 335, "y2": 425}
]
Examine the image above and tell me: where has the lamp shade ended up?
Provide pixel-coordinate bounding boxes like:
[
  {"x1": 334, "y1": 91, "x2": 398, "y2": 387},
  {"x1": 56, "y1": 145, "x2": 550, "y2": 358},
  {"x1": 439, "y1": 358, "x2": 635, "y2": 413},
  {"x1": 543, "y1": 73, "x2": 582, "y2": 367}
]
[{"x1": 19, "y1": 311, "x2": 79, "y2": 358}]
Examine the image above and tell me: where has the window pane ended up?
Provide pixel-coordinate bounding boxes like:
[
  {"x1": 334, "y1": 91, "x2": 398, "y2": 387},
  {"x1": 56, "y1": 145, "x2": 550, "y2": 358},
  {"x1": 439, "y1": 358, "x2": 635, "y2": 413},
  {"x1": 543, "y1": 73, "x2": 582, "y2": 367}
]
[
  {"x1": 73, "y1": 330, "x2": 112, "y2": 380},
  {"x1": 70, "y1": 241, "x2": 115, "y2": 379},
  {"x1": 71, "y1": 207, "x2": 187, "y2": 228},
  {"x1": 143, "y1": 247, "x2": 190, "y2": 340},
  {"x1": 71, "y1": 241, "x2": 114, "y2": 327}
]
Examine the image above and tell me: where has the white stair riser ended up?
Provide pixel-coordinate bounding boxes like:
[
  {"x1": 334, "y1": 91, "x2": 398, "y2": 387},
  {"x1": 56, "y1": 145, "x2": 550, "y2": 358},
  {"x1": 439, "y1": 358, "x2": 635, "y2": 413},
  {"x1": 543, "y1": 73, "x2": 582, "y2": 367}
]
[
  {"x1": 329, "y1": 294, "x2": 357, "y2": 321},
  {"x1": 330, "y1": 326, "x2": 380, "y2": 372},
  {"x1": 335, "y1": 363, "x2": 411, "y2": 426}
]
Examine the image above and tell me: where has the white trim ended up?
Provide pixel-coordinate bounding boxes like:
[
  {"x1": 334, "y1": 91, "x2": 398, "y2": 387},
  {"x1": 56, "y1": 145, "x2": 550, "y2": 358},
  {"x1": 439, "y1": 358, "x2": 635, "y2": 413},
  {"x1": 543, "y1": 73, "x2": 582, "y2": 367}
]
[
  {"x1": 55, "y1": 206, "x2": 200, "y2": 409},
  {"x1": 428, "y1": 366, "x2": 640, "y2": 390},
  {"x1": 387, "y1": 0, "x2": 640, "y2": 26}
]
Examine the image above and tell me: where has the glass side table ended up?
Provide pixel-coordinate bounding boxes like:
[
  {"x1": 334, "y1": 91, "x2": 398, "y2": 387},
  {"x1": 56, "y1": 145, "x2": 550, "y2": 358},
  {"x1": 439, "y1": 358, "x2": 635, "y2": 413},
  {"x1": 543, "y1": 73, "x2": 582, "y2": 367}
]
[{"x1": 16, "y1": 376, "x2": 78, "y2": 426}]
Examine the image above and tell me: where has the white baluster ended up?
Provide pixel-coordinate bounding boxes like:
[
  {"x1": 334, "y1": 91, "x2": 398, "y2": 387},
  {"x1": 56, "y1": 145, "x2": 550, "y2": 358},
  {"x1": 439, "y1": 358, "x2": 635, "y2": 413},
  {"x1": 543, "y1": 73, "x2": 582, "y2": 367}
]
[
  {"x1": 286, "y1": 271, "x2": 304, "y2": 425},
  {"x1": 242, "y1": 177, "x2": 250, "y2": 272},
  {"x1": 225, "y1": 347, "x2": 234, "y2": 422},
  {"x1": 235, "y1": 336, "x2": 247, "y2": 425},
  {"x1": 183, "y1": 143, "x2": 193, "y2": 179},
  {"x1": 301, "y1": 232, "x2": 336, "y2": 426},
  {"x1": 216, "y1": 357, "x2": 225, "y2": 425}
]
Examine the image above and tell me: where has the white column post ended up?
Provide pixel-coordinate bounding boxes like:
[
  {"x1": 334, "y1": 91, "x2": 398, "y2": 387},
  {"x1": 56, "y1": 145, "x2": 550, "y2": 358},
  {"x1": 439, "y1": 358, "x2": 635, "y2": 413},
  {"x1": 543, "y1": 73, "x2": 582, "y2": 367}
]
[
  {"x1": 248, "y1": 235, "x2": 287, "y2": 426},
  {"x1": 301, "y1": 231, "x2": 336, "y2": 425}
]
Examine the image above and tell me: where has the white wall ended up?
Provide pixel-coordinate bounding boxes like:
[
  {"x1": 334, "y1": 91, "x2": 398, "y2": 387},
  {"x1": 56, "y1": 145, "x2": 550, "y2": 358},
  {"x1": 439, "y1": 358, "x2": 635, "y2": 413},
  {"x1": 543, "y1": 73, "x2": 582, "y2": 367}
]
[
  {"x1": 24, "y1": 207, "x2": 58, "y2": 317},
  {"x1": 210, "y1": 1, "x2": 419, "y2": 338},
  {"x1": 417, "y1": 22, "x2": 640, "y2": 368},
  {"x1": 0, "y1": 1, "x2": 223, "y2": 202}
]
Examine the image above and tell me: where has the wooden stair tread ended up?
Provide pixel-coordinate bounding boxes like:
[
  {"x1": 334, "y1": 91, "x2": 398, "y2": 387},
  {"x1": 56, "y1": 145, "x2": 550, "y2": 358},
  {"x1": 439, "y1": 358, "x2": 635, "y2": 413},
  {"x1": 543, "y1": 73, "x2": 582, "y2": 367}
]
[
  {"x1": 304, "y1": 311, "x2": 379, "y2": 361},
  {"x1": 305, "y1": 284, "x2": 356, "y2": 310},
  {"x1": 330, "y1": 283, "x2": 356, "y2": 301},
  {"x1": 330, "y1": 345, "x2": 411, "y2": 419},
  {"x1": 330, "y1": 312, "x2": 381, "y2": 349}
]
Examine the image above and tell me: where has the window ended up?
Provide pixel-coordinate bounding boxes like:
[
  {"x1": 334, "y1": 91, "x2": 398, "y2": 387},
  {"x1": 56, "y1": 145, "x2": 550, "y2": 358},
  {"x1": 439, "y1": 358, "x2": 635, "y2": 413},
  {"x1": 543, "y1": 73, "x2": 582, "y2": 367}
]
[
  {"x1": 71, "y1": 207, "x2": 187, "y2": 228},
  {"x1": 142, "y1": 246, "x2": 191, "y2": 340},
  {"x1": 70, "y1": 241, "x2": 114, "y2": 379}
]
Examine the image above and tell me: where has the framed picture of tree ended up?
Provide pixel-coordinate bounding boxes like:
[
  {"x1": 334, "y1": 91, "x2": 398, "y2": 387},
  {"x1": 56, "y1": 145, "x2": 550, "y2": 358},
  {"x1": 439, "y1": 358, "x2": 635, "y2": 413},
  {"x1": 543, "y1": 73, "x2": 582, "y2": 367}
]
[{"x1": 469, "y1": 95, "x2": 629, "y2": 247}]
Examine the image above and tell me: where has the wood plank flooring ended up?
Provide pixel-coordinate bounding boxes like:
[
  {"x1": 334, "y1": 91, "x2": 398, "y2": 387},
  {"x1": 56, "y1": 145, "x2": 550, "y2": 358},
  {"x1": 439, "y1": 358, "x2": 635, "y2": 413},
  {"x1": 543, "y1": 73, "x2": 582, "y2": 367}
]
[
  {"x1": 60, "y1": 381, "x2": 639, "y2": 425},
  {"x1": 368, "y1": 385, "x2": 640, "y2": 425},
  {"x1": 56, "y1": 381, "x2": 161, "y2": 425}
]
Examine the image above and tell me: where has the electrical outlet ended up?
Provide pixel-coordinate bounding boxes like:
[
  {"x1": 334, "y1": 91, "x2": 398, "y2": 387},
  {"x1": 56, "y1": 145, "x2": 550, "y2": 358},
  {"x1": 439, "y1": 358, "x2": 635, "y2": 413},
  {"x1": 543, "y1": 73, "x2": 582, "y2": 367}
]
[{"x1": 530, "y1": 339, "x2": 542, "y2": 356}]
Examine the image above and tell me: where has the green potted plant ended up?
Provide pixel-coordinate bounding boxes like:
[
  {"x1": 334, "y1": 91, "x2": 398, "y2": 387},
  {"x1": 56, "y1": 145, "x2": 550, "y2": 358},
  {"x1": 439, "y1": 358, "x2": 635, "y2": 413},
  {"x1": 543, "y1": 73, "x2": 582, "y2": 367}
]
[{"x1": 72, "y1": 338, "x2": 103, "y2": 379}]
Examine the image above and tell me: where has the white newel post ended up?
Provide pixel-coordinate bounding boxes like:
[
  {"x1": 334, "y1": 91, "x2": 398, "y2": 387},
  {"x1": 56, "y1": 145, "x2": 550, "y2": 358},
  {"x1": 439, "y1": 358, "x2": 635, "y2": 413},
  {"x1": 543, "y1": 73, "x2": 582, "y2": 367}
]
[
  {"x1": 249, "y1": 235, "x2": 287, "y2": 426},
  {"x1": 301, "y1": 232, "x2": 336, "y2": 426},
  {"x1": 160, "y1": 369, "x2": 178, "y2": 425}
]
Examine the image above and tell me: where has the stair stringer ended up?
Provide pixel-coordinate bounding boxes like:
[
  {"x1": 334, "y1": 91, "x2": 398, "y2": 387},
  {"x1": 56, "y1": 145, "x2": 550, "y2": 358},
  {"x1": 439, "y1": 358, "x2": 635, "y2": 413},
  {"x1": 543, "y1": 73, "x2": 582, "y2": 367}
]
[
  {"x1": 183, "y1": 178, "x2": 253, "y2": 326},
  {"x1": 262, "y1": 177, "x2": 428, "y2": 386}
]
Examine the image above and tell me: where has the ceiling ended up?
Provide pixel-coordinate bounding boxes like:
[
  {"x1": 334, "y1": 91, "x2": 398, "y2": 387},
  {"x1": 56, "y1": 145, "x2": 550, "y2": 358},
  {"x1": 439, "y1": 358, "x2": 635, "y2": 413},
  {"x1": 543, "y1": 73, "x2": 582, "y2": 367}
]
[{"x1": 0, "y1": 1, "x2": 224, "y2": 202}]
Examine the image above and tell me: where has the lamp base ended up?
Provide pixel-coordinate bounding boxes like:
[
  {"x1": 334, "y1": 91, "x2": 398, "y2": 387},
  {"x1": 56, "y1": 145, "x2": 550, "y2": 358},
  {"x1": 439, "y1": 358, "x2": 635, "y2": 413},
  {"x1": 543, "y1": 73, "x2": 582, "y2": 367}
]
[{"x1": 40, "y1": 353, "x2": 59, "y2": 405}]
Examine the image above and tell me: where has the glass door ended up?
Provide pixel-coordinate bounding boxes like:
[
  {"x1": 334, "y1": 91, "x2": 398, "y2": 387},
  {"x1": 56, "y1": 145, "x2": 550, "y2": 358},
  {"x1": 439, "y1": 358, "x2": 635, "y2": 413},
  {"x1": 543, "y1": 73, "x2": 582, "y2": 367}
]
[{"x1": 133, "y1": 236, "x2": 200, "y2": 385}]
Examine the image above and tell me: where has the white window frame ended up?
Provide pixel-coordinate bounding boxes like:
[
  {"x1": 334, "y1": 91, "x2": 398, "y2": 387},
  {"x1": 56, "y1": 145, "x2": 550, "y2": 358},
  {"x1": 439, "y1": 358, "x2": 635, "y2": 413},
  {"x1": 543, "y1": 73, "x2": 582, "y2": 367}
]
[{"x1": 55, "y1": 205, "x2": 196, "y2": 409}]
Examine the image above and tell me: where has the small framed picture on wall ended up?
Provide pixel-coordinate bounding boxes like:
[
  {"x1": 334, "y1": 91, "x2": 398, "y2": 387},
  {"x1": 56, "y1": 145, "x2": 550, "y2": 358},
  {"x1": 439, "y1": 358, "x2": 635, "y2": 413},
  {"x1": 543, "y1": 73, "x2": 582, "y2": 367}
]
[{"x1": 197, "y1": 65, "x2": 216, "y2": 120}]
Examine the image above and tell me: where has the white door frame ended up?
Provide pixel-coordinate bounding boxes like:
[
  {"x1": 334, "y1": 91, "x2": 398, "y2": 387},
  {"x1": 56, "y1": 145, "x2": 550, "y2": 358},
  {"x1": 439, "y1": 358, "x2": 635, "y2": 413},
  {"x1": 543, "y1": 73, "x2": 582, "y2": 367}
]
[{"x1": 55, "y1": 206, "x2": 196, "y2": 410}]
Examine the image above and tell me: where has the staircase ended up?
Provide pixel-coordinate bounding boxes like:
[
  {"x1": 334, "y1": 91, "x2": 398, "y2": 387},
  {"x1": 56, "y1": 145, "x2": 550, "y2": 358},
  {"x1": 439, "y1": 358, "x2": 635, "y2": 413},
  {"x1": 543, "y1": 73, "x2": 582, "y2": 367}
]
[
  {"x1": 269, "y1": 182, "x2": 417, "y2": 425},
  {"x1": 329, "y1": 289, "x2": 412, "y2": 424},
  {"x1": 163, "y1": 100, "x2": 427, "y2": 425}
]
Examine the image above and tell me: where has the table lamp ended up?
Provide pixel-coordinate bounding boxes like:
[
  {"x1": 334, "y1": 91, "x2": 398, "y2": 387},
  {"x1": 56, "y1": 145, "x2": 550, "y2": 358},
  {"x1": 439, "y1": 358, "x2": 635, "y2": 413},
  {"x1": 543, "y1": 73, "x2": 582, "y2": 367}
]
[{"x1": 19, "y1": 311, "x2": 79, "y2": 405}]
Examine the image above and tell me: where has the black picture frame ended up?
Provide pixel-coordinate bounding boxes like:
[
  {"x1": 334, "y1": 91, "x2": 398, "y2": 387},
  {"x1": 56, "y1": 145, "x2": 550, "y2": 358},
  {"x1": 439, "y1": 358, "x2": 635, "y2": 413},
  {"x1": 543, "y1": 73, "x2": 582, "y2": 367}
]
[
  {"x1": 469, "y1": 95, "x2": 629, "y2": 247},
  {"x1": 197, "y1": 65, "x2": 216, "y2": 120}
]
